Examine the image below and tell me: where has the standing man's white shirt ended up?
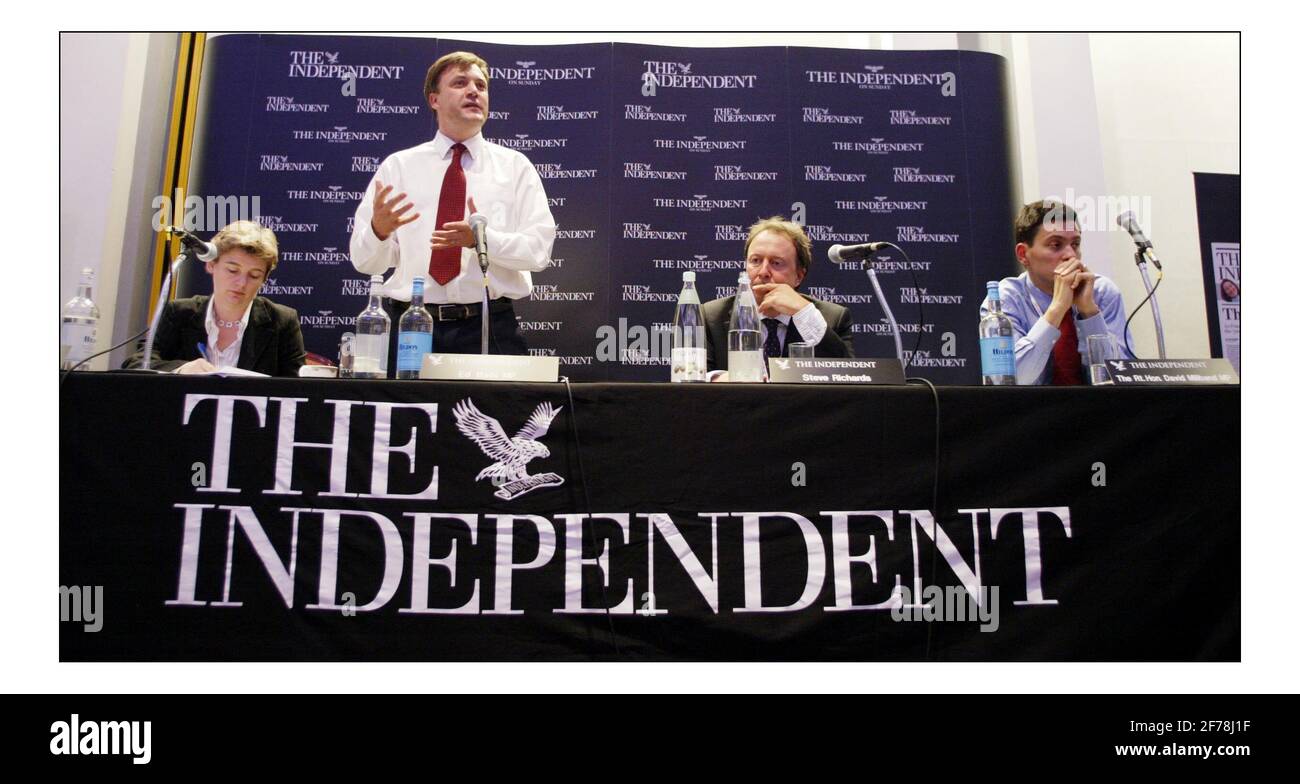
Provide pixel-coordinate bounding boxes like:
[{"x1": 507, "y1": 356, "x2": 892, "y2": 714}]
[{"x1": 349, "y1": 130, "x2": 556, "y2": 303}]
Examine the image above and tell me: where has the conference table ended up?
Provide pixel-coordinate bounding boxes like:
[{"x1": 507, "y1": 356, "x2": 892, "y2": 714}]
[{"x1": 60, "y1": 372, "x2": 1239, "y2": 661}]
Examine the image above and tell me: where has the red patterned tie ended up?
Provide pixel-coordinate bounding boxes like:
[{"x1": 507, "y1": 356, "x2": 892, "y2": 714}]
[
  {"x1": 1050, "y1": 309, "x2": 1086, "y2": 385},
  {"x1": 428, "y1": 142, "x2": 467, "y2": 285}
]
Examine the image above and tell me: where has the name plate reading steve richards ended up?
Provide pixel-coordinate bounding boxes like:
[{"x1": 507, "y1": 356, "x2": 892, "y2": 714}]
[
  {"x1": 1106, "y1": 358, "x2": 1239, "y2": 386},
  {"x1": 766, "y1": 357, "x2": 906, "y2": 385}
]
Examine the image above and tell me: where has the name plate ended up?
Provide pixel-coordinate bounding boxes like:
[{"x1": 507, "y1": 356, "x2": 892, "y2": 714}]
[
  {"x1": 766, "y1": 357, "x2": 906, "y2": 385},
  {"x1": 420, "y1": 353, "x2": 559, "y2": 382},
  {"x1": 1106, "y1": 358, "x2": 1239, "y2": 386}
]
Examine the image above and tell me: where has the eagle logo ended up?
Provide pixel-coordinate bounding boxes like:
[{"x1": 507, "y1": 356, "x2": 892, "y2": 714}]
[
  {"x1": 517, "y1": 60, "x2": 536, "y2": 68},
  {"x1": 453, "y1": 399, "x2": 565, "y2": 500},
  {"x1": 325, "y1": 52, "x2": 340, "y2": 64},
  {"x1": 773, "y1": 359, "x2": 791, "y2": 371}
]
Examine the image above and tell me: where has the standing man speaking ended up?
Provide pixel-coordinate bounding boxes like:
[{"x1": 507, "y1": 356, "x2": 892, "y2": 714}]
[{"x1": 349, "y1": 51, "x2": 556, "y2": 364}]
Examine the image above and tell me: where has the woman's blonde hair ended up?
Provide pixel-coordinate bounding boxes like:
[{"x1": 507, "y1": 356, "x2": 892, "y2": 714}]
[{"x1": 212, "y1": 220, "x2": 279, "y2": 272}]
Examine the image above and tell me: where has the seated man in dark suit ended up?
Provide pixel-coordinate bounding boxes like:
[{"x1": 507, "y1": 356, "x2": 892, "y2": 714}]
[
  {"x1": 702, "y1": 216, "x2": 854, "y2": 375},
  {"x1": 124, "y1": 220, "x2": 306, "y2": 377}
]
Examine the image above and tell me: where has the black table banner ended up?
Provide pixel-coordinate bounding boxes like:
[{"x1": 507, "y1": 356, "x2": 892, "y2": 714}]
[{"x1": 60, "y1": 374, "x2": 1239, "y2": 661}]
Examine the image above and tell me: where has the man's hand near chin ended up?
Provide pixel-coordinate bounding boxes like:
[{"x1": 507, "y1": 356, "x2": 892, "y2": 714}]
[{"x1": 752, "y1": 283, "x2": 809, "y2": 317}]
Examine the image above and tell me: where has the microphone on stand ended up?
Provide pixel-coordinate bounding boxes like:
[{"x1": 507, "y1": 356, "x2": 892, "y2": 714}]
[
  {"x1": 467, "y1": 213, "x2": 492, "y2": 354},
  {"x1": 1116, "y1": 212, "x2": 1162, "y2": 270},
  {"x1": 138, "y1": 228, "x2": 217, "y2": 371},
  {"x1": 167, "y1": 226, "x2": 219, "y2": 262},
  {"x1": 1115, "y1": 211, "x2": 1167, "y2": 358},
  {"x1": 828, "y1": 242, "x2": 906, "y2": 366},
  {"x1": 828, "y1": 242, "x2": 890, "y2": 264},
  {"x1": 468, "y1": 213, "x2": 490, "y2": 273}
]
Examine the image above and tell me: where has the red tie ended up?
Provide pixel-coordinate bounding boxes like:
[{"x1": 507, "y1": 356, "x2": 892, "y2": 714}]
[
  {"x1": 1051, "y1": 309, "x2": 1086, "y2": 385},
  {"x1": 428, "y1": 142, "x2": 467, "y2": 285}
]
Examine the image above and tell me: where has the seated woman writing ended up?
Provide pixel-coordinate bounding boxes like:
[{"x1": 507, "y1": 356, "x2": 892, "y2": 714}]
[{"x1": 124, "y1": 220, "x2": 306, "y2": 376}]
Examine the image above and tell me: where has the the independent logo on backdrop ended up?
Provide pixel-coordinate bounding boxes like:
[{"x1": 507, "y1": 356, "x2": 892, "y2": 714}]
[{"x1": 185, "y1": 36, "x2": 1013, "y2": 382}]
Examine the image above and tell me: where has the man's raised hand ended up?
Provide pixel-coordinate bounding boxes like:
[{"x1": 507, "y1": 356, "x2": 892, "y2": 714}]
[{"x1": 370, "y1": 180, "x2": 420, "y2": 241}]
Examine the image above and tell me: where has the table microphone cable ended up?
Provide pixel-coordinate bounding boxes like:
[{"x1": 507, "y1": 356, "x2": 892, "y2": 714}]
[
  {"x1": 904, "y1": 375, "x2": 943, "y2": 660},
  {"x1": 59, "y1": 326, "x2": 150, "y2": 388},
  {"x1": 880, "y1": 241, "x2": 944, "y2": 657},
  {"x1": 560, "y1": 375, "x2": 622, "y2": 658},
  {"x1": 1122, "y1": 267, "x2": 1164, "y2": 360}
]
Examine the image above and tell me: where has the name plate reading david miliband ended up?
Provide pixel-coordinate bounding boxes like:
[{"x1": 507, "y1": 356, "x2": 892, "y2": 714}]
[
  {"x1": 766, "y1": 357, "x2": 906, "y2": 385},
  {"x1": 1106, "y1": 358, "x2": 1240, "y2": 386}
]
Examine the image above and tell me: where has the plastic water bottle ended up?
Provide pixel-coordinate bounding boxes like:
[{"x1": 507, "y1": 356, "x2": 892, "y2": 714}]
[
  {"x1": 727, "y1": 273, "x2": 764, "y2": 382},
  {"x1": 60, "y1": 267, "x2": 100, "y2": 370},
  {"x1": 671, "y1": 271, "x2": 706, "y2": 382},
  {"x1": 396, "y1": 276, "x2": 434, "y2": 379},
  {"x1": 979, "y1": 280, "x2": 1016, "y2": 385},
  {"x1": 353, "y1": 275, "x2": 390, "y2": 379}
]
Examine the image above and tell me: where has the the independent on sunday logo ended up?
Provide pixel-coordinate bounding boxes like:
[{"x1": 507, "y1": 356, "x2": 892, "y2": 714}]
[{"x1": 453, "y1": 399, "x2": 565, "y2": 500}]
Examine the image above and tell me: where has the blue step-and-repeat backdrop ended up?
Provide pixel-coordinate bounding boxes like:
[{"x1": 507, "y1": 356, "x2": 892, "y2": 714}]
[{"x1": 182, "y1": 34, "x2": 1017, "y2": 382}]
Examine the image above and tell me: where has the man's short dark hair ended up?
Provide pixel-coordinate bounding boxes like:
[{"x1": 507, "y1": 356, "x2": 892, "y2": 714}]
[{"x1": 1015, "y1": 200, "x2": 1078, "y2": 247}]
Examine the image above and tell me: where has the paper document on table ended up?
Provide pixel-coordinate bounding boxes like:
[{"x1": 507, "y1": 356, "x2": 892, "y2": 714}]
[{"x1": 189, "y1": 366, "x2": 269, "y2": 377}]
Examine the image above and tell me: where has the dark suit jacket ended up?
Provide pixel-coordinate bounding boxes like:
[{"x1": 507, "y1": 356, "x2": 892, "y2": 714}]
[
  {"x1": 701, "y1": 294, "x2": 855, "y2": 371},
  {"x1": 123, "y1": 295, "x2": 306, "y2": 377}
]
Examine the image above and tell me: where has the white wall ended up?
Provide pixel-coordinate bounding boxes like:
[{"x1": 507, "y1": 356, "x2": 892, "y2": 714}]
[
  {"x1": 59, "y1": 32, "x2": 179, "y2": 368},
  {"x1": 59, "y1": 34, "x2": 134, "y2": 369},
  {"x1": 1089, "y1": 33, "x2": 1240, "y2": 358}
]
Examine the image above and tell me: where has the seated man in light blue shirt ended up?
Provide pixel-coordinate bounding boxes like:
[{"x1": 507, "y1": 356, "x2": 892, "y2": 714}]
[{"x1": 981, "y1": 200, "x2": 1134, "y2": 385}]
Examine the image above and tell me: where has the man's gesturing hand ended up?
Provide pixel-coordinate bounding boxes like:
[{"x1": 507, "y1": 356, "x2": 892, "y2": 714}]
[
  {"x1": 370, "y1": 180, "x2": 420, "y2": 241},
  {"x1": 431, "y1": 196, "x2": 479, "y2": 251}
]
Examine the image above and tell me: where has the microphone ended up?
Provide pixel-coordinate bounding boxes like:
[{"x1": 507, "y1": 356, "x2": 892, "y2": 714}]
[
  {"x1": 828, "y1": 242, "x2": 890, "y2": 264},
  {"x1": 167, "y1": 226, "x2": 218, "y2": 262},
  {"x1": 1115, "y1": 212, "x2": 1162, "y2": 270},
  {"x1": 468, "y1": 213, "x2": 489, "y2": 272},
  {"x1": 138, "y1": 229, "x2": 213, "y2": 371}
]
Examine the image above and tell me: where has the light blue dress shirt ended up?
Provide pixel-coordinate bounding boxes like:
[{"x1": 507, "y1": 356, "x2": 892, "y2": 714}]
[{"x1": 980, "y1": 271, "x2": 1135, "y2": 385}]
